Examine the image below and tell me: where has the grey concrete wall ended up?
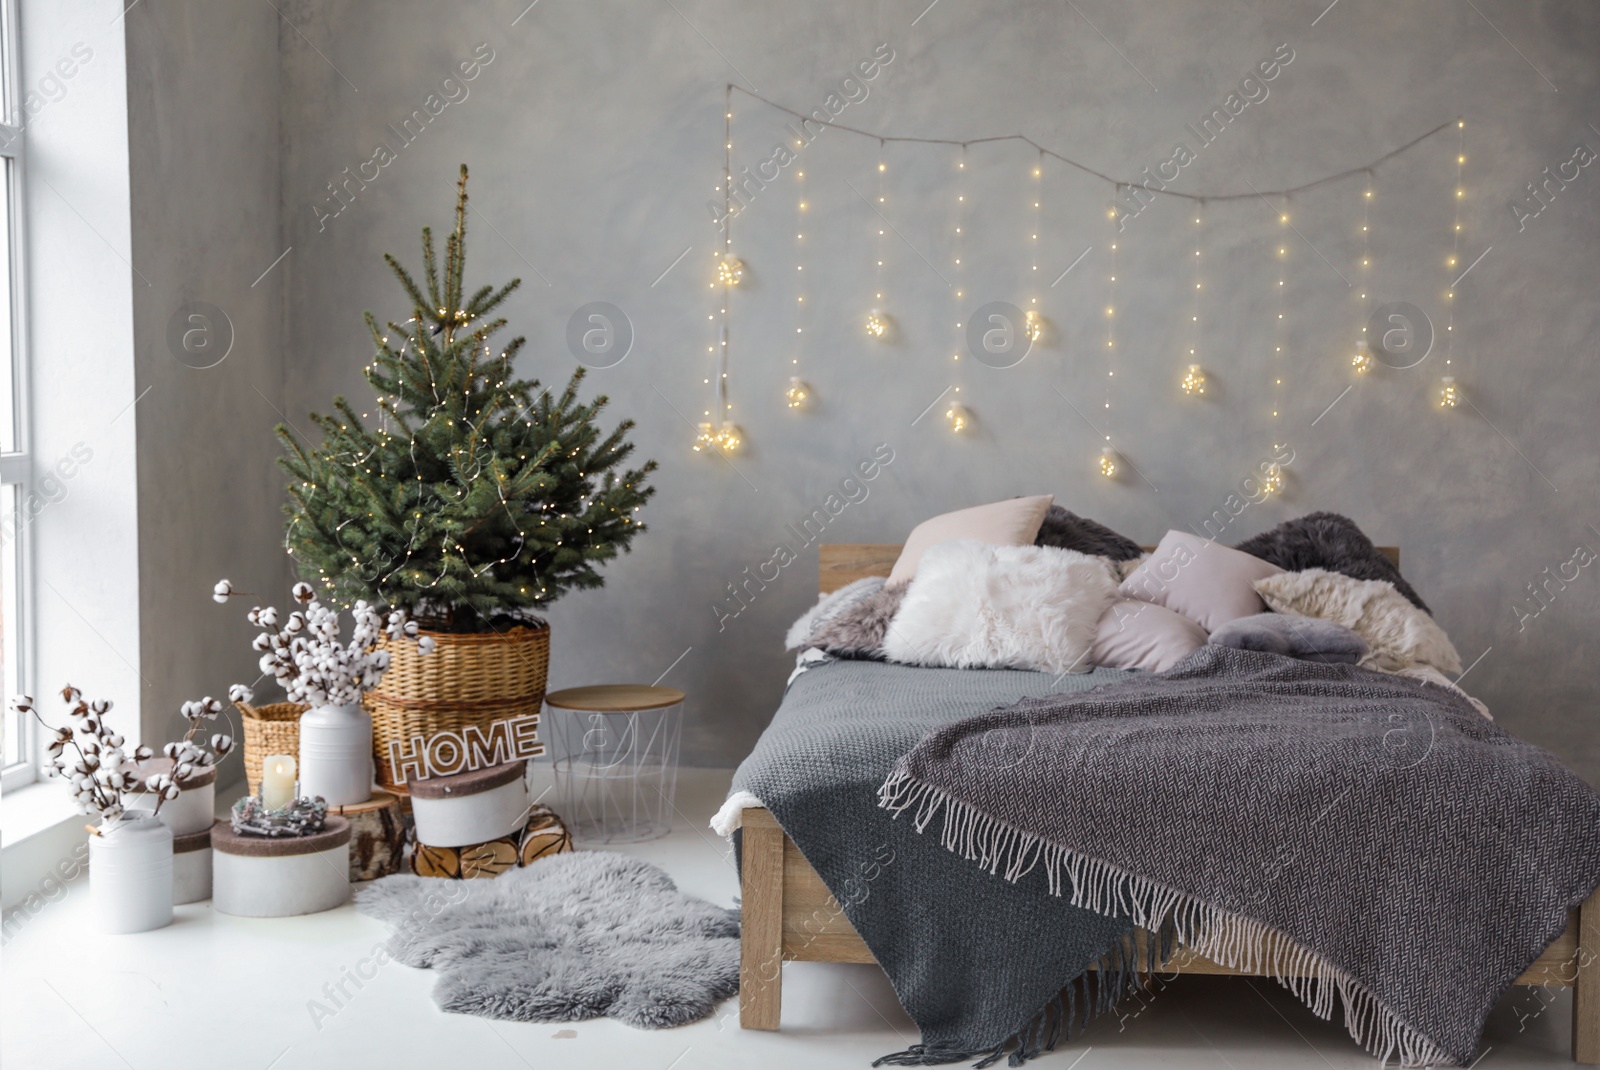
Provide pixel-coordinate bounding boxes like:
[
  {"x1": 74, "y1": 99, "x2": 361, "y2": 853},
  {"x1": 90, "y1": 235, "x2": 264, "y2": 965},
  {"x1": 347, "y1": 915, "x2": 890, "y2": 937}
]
[
  {"x1": 124, "y1": 1, "x2": 289, "y2": 783},
  {"x1": 276, "y1": 1, "x2": 1600, "y2": 779}
]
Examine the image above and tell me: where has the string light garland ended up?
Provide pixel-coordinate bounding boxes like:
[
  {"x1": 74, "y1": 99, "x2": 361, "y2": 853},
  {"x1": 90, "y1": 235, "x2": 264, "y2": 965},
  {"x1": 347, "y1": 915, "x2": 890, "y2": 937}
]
[
  {"x1": 945, "y1": 398, "x2": 970, "y2": 433},
  {"x1": 726, "y1": 84, "x2": 1456, "y2": 207},
  {"x1": 950, "y1": 144, "x2": 967, "y2": 368},
  {"x1": 1181, "y1": 364, "x2": 1207, "y2": 396},
  {"x1": 785, "y1": 377, "x2": 810, "y2": 409},
  {"x1": 1027, "y1": 151, "x2": 1046, "y2": 340}
]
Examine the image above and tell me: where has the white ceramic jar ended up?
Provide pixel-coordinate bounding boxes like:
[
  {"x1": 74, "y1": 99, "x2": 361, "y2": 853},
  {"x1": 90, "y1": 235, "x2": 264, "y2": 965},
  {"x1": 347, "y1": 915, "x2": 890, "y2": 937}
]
[
  {"x1": 298, "y1": 703, "x2": 373, "y2": 807},
  {"x1": 127, "y1": 759, "x2": 215, "y2": 836},
  {"x1": 410, "y1": 760, "x2": 530, "y2": 848},
  {"x1": 89, "y1": 814, "x2": 173, "y2": 934},
  {"x1": 172, "y1": 827, "x2": 212, "y2": 905},
  {"x1": 211, "y1": 816, "x2": 351, "y2": 917}
]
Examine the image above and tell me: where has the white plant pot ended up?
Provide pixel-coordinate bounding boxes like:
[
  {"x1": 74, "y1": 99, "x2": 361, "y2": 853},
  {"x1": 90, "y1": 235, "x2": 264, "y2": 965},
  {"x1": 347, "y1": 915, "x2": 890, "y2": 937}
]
[
  {"x1": 172, "y1": 827, "x2": 212, "y2": 905},
  {"x1": 299, "y1": 703, "x2": 373, "y2": 807},
  {"x1": 212, "y1": 816, "x2": 351, "y2": 917},
  {"x1": 89, "y1": 814, "x2": 173, "y2": 934},
  {"x1": 410, "y1": 760, "x2": 530, "y2": 848},
  {"x1": 127, "y1": 760, "x2": 215, "y2": 837}
]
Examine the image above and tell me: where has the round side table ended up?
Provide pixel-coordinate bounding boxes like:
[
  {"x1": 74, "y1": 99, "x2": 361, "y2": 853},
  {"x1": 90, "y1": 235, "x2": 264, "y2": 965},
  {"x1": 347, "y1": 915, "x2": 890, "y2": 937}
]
[{"x1": 545, "y1": 685, "x2": 685, "y2": 844}]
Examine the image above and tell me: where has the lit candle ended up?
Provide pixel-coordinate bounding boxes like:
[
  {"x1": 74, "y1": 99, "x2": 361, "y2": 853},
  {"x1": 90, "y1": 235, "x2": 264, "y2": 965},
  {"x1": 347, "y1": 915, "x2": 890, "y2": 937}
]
[{"x1": 262, "y1": 755, "x2": 296, "y2": 811}]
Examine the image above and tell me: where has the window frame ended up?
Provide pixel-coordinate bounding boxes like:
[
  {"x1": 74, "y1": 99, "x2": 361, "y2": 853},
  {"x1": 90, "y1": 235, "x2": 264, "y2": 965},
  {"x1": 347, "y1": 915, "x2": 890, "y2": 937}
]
[{"x1": 0, "y1": 0, "x2": 35, "y2": 792}]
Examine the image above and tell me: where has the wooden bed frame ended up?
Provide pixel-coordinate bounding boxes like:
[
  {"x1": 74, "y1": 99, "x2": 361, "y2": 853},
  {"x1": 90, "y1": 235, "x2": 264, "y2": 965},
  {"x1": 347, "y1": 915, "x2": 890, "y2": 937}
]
[{"x1": 737, "y1": 543, "x2": 1600, "y2": 1065}]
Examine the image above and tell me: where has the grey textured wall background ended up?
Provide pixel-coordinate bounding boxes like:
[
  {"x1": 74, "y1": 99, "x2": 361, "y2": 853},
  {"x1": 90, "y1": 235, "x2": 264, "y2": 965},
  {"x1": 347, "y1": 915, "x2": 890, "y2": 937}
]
[{"x1": 271, "y1": 1, "x2": 1600, "y2": 779}]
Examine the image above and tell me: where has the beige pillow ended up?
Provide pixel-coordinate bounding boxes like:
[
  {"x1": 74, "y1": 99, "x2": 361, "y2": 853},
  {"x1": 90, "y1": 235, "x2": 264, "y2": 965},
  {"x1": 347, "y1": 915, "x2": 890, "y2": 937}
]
[
  {"x1": 1118, "y1": 530, "x2": 1283, "y2": 633},
  {"x1": 887, "y1": 495, "x2": 1053, "y2": 588},
  {"x1": 1253, "y1": 568, "x2": 1462, "y2": 674},
  {"x1": 1091, "y1": 599, "x2": 1207, "y2": 673}
]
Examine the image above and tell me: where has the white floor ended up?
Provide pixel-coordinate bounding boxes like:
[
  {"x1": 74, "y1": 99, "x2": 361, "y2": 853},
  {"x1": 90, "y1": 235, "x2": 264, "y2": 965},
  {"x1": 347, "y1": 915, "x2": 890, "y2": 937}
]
[{"x1": 1, "y1": 768, "x2": 1581, "y2": 1070}]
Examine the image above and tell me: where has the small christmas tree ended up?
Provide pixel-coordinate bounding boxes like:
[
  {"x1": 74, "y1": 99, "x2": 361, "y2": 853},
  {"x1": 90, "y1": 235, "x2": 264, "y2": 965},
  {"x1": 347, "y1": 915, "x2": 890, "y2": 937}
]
[{"x1": 278, "y1": 166, "x2": 656, "y2": 631}]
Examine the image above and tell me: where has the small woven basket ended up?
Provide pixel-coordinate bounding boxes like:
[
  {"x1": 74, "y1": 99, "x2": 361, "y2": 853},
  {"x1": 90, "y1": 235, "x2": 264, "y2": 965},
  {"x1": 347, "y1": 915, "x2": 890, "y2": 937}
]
[
  {"x1": 236, "y1": 701, "x2": 307, "y2": 796},
  {"x1": 365, "y1": 624, "x2": 551, "y2": 794}
]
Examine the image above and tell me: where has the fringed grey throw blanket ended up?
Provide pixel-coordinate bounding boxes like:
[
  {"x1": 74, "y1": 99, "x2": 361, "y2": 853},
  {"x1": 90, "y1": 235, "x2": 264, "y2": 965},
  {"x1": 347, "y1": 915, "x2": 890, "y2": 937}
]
[
  {"x1": 730, "y1": 658, "x2": 1148, "y2": 1067},
  {"x1": 880, "y1": 645, "x2": 1600, "y2": 1066}
]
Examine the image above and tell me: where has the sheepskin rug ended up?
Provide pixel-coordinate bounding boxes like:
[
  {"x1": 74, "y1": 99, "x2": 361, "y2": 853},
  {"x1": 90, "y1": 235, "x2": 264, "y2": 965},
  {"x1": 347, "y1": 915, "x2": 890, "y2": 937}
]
[
  {"x1": 883, "y1": 540, "x2": 1118, "y2": 674},
  {"x1": 355, "y1": 851, "x2": 740, "y2": 1028}
]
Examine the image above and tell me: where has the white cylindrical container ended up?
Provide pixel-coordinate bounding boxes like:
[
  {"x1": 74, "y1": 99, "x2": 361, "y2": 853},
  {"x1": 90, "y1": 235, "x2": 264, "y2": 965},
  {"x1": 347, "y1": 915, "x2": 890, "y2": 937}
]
[
  {"x1": 126, "y1": 759, "x2": 216, "y2": 836},
  {"x1": 89, "y1": 814, "x2": 173, "y2": 934},
  {"x1": 211, "y1": 816, "x2": 351, "y2": 917},
  {"x1": 410, "y1": 761, "x2": 530, "y2": 848},
  {"x1": 172, "y1": 827, "x2": 212, "y2": 905},
  {"x1": 298, "y1": 703, "x2": 373, "y2": 807}
]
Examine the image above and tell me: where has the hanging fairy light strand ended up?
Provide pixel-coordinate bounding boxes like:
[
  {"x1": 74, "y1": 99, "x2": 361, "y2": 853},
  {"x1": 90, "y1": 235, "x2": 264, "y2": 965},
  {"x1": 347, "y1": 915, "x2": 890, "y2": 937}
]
[
  {"x1": 1182, "y1": 204, "x2": 1206, "y2": 395},
  {"x1": 1026, "y1": 150, "x2": 1043, "y2": 342},
  {"x1": 1100, "y1": 195, "x2": 1119, "y2": 478},
  {"x1": 1440, "y1": 120, "x2": 1466, "y2": 409},
  {"x1": 944, "y1": 146, "x2": 970, "y2": 433},
  {"x1": 866, "y1": 142, "x2": 889, "y2": 340},
  {"x1": 697, "y1": 88, "x2": 741, "y2": 454},
  {"x1": 1352, "y1": 174, "x2": 1375, "y2": 373},
  {"x1": 1262, "y1": 201, "x2": 1288, "y2": 495},
  {"x1": 786, "y1": 160, "x2": 810, "y2": 409}
]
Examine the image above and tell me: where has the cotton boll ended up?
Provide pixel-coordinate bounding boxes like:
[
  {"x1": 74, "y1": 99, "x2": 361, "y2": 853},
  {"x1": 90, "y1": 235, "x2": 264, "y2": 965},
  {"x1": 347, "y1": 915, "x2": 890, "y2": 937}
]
[
  {"x1": 228, "y1": 684, "x2": 253, "y2": 704},
  {"x1": 292, "y1": 581, "x2": 314, "y2": 603},
  {"x1": 213, "y1": 579, "x2": 234, "y2": 603},
  {"x1": 259, "y1": 606, "x2": 278, "y2": 627},
  {"x1": 416, "y1": 635, "x2": 436, "y2": 655}
]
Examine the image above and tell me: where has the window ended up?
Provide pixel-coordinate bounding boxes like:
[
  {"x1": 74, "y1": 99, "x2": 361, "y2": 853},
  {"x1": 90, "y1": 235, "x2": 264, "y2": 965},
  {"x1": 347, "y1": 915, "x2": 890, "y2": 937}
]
[{"x1": 0, "y1": 0, "x2": 33, "y2": 791}]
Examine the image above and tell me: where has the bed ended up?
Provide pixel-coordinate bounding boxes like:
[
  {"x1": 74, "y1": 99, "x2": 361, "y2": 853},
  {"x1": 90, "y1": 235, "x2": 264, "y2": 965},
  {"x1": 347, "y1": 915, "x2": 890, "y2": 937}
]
[{"x1": 732, "y1": 543, "x2": 1600, "y2": 1065}]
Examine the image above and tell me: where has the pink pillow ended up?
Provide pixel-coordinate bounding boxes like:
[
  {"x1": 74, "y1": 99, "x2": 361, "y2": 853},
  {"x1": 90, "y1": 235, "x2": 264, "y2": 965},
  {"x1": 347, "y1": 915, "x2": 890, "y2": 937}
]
[
  {"x1": 1118, "y1": 530, "x2": 1283, "y2": 633},
  {"x1": 887, "y1": 495, "x2": 1054, "y2": 588},
  {"x1": 1091, "y1": 599, "x2": 1207, "y2": 672}
]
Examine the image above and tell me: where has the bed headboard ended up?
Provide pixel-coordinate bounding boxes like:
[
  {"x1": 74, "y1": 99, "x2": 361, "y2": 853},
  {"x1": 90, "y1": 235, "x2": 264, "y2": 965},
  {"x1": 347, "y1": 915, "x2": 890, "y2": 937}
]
[{"x1": 818, "y1": 542, "x2": 1399, "y2": 593}]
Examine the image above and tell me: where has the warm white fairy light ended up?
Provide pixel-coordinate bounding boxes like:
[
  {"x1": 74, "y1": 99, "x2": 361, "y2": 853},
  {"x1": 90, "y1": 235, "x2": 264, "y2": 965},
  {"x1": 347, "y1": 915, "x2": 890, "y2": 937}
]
[
  {"x1": 1441, "y1": 120, "x2": 1465, "y2": 405},
  {"x1": 700, "y1": 89, "x2": 741, "y2": 454},
  {"x1": 1187, "y1": 205, "x2": 1203, "y2": 385},
  {"x1": 788, "y1": 155, "x2": 810, "y2": 406},
  {"x1": 951, "y1": 144, "x2": 967, "y2": 364},
  {"x1": 1438, "y1": 376, "x2": 1460, "y2": 409},
  {"x1": 1029, "y1": 150, "x2": 1044, "y2": 333},
  {"x1": 945, "y1": 401, "x2": 970, "y2": 433},
  {"x1": 1264, "y1": 201, "x2": 1289, "y2": 496},
  {"x1": 1100, "y1": 196, "x2": 1118, "y2": 474},
  {"x1": 1355, "y1": 175, "x2": 1374, "y2": 368},
  {"x1": 868, "y1": 141, "x2": 888, "y2": 342}
]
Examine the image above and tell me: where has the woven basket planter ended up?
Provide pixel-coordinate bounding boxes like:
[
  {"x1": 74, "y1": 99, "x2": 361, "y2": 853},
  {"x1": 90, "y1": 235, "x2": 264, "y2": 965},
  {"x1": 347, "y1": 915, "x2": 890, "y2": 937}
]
[
  {"x1": 237, "y1": 701, "x2": 308, "y2": 797},
  {"x1": 364, "y1": 624, "x2": 550, "y2": 795}
]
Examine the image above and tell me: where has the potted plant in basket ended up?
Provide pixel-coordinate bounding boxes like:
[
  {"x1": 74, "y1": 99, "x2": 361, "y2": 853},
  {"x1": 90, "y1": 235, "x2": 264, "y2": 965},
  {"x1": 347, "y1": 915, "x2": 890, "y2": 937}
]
[{"x1": 275, "y1": 165, "x2": 657, "y2": 795}]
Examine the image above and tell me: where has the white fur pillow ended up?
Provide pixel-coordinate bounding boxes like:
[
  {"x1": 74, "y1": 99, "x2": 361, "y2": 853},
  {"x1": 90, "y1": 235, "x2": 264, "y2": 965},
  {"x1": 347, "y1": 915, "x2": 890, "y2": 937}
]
[
  {"x1": 883, "y1": 541, "x2": 1118, "y2": 675},
  {"x1": 1252, "y1": 568, "x2": 1462, "y2": 674}
]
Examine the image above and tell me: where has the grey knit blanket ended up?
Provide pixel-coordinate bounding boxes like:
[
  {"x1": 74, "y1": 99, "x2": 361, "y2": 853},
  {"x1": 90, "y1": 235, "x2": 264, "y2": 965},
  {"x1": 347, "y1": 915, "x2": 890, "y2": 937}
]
[
  {"x1": 731, "y1": 658, "x2": 1146, "y2": 1066},
  {"x1": 880, "y1": 645, "x2": 1600, "y2": 1066}
]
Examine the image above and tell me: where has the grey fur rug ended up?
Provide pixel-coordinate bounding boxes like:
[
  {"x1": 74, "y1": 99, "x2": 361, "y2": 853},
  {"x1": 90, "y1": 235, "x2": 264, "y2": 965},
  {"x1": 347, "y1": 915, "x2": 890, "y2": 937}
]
[{"x1": 355, "y1": 851, "x2": 740, "y2": 1028}]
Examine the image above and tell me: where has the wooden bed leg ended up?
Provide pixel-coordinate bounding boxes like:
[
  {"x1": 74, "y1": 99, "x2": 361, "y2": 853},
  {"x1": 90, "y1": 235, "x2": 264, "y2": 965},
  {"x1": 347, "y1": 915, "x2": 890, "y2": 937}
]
[
  {"x1": 740, "y1": 812, "x2": 785, "y2": 1030},
  {"x1": 1577, "y1": 888, "x2": 1600, "y2": 1064}
]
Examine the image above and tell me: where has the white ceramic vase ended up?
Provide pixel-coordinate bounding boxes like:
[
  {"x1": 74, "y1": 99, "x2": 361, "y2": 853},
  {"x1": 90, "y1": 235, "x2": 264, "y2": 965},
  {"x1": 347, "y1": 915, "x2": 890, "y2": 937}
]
[
  {"x1": 298, "y1": 702, "x2": 373, "y2": 807},
  {"x1": 89, "y1": 814, "x2": 173, "y2": 934}
]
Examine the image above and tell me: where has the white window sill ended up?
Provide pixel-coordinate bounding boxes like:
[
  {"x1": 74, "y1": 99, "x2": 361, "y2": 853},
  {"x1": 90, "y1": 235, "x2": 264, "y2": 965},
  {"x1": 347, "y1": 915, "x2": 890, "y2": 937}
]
[{"x1": 1, "y1": 780, "x2": 79, "y2": 844}]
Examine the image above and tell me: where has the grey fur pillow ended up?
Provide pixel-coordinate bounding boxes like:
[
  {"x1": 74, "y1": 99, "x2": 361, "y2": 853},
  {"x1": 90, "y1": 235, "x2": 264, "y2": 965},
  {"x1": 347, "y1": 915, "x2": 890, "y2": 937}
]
[
  {"x1": 1034, "y1": 505, "x2": 1143, "y2": 561},
  {"x1": 808, "y1": 584, "x2": 907, "y2": 660},
  {"x1": 1207, "y1": 612, "x2": 1370, "y2": 665},
  {"x1": 785, "y1": 577, "x2": 884, "y2": 651},
  {"x1": 1233, "y1": 512, "x2": 1430, "y2": 613}
]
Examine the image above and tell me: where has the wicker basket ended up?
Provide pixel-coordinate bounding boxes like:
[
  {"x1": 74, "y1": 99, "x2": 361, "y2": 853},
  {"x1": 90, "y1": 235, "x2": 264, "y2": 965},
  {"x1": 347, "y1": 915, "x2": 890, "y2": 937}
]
[
  {"x1": 365, "y1": 625, "x2": 551, "y2": 794},
  {"x1": 237, "y1": 701, "x2": 308, "y2": 796}
]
